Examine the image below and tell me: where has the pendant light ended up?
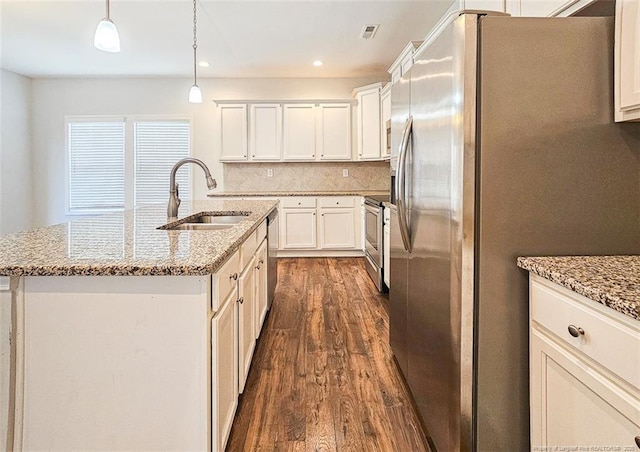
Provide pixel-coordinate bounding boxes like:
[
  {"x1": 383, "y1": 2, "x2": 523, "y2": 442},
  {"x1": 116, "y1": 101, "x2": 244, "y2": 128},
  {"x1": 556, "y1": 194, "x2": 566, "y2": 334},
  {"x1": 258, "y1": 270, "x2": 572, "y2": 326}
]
[
  {"x1": 94, "y1": 0, "x2": 121, "y2": 53},
  {"x1": 188, "y1": 0, "x2": 203, "y2": 103}
]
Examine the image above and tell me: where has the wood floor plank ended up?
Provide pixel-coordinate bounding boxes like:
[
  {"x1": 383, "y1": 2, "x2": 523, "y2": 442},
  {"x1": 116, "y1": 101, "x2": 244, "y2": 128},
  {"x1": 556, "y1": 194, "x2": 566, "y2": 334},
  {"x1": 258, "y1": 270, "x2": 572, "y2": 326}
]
[{"x1": 226, "y1": 258, "x2": 429, "y2": 452}]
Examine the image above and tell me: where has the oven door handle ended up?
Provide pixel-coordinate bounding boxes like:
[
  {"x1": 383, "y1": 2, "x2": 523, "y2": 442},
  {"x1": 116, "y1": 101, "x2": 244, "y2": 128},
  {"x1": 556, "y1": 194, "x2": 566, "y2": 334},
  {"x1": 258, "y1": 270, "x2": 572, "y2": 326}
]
[{"x1": 396, "y1": 116, "x2": 412, "y2": 252}]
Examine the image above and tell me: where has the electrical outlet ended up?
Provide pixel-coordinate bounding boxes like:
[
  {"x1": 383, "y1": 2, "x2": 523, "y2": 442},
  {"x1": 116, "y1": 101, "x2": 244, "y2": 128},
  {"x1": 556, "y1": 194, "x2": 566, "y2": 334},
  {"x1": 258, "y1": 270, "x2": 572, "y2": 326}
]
[
  {"x1": 342, "y1": 169, "x2": 349, "y2": 177},
  {"x1": 267, "y1": 169, "x2": 273, "y2": 177}
]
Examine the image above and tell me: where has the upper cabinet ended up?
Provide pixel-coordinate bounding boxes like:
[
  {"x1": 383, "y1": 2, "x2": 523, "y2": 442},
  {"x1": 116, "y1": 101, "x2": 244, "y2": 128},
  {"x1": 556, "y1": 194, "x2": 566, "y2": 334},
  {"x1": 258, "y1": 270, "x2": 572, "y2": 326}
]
[
  {"x1": 388, "y1": 41, "x2": 422, "y2": 85},
  {"x1": 316, "y1": 103, "x2": 352, "y2": 161},
  {"x1": 249, "y1": 104, "x2": 282, "y2": 160},
  {"x1": 218, "y1": 101, "x2": 357, "y2": 162},
  {"x1": 283, "y1": 104, "x2": 317, "y2": 161},
  {"x1": 353, "y1": 83, "x2": 382, "y2": 161},
  {"x1": 616, "y1": 0, "x2": 640, "y2": 122},
  {"x1": 380, "y1": 83, "x2": 392, "y2": 159},
  {"x1": 219, "y1": 104, "x2": 248, "y2": 161}
]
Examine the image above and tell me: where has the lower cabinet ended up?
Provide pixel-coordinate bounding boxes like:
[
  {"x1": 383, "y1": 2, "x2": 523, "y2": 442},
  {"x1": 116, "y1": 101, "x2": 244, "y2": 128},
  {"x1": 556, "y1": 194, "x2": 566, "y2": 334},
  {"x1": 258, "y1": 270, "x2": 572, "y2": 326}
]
[
  {"x1": 529, "y1": 275, "x2": 640, "y2": 450},
  {"x1": 238, "y1": 252, "x2": 256, "y2": 395},
  {"x1": 211, "y1": 289, "x2": 238, "y2": 452},
  {"x1": 254, "y1": 240, "x2": 268, "y2": 339},
  {"x1": 279, "y1": 196, "x2": 362, "y2": 254}
]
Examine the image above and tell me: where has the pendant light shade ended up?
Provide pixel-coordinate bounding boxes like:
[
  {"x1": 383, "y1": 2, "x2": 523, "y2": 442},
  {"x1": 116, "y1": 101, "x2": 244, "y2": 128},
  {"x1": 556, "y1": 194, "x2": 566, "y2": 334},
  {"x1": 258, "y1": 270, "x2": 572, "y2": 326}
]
[
  {"x1": 189, "y1": 84, "x2": 203, "y2": 103},
  {"x1": 94, "y1": 0, "x2": 120, "y2": 53},
  {"x1": 188, "y1": 0, "x2": 203, "y2": 103}
]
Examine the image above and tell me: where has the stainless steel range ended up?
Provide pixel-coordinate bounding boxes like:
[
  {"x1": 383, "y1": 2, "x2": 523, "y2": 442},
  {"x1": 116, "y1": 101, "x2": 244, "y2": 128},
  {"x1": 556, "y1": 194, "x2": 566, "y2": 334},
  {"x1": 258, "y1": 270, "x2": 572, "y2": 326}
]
[{"x1": 364, "y1": 194, "x2": 389, "y2": 292}]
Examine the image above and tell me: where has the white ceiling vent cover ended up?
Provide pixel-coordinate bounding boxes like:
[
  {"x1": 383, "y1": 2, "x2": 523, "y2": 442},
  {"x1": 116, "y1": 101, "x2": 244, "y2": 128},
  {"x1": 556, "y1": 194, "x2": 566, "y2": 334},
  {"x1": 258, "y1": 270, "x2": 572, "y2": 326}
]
[{"x1": 360, "y1": 24, "x2": 379, "y2": 39}]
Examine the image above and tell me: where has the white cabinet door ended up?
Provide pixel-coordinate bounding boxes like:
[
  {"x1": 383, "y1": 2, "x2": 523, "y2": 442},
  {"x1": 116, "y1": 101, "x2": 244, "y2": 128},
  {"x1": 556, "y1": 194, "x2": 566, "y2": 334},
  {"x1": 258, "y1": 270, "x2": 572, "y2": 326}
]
[
  {"x1": 381, "y1": 84, "x2": 391, "y2": 158},
  {"x1": 530, "y1": 329, "x2": 640, "y2": 450},
  {"x1": 211, "y1": 289, "x2": 238, "y2": 452},
  {"x1": 238, "y1": 259, "x2": 255, "y2": 394},
  {"x1": 249, "y1": 104, "x2": 282, "y2": 160},
  {"x1": 317, "y1": 103, "x2": 351, "y2": 160},
  {"x1": 280, "y1": 208, "x2": 317, "y2": 249},
  {"x1": 354, "y1": 85, "x2": 381, "y2": 160},
  {"x1": 219, "y1": 104, "x2": 248, "y2": 161},
  {"x1": 319, "y1": 208, "x2": 356, "y2": 249},
  {"x1": 616, "y1": 0, "x2": 640, "y2": 121},
  {"x1": 283, "y1": 104, "x2": 316, "y2": 161},
  {"x1": 254, "y1": 240, "x2": 268, "y2": 339}
]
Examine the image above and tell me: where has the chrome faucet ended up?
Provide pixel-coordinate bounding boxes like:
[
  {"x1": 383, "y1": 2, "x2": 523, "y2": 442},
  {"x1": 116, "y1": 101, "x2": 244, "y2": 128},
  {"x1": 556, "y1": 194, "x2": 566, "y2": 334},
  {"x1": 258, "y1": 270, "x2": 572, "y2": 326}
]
[{"x1": 167, "y1": 158, "x2": 217, "y2": 219}]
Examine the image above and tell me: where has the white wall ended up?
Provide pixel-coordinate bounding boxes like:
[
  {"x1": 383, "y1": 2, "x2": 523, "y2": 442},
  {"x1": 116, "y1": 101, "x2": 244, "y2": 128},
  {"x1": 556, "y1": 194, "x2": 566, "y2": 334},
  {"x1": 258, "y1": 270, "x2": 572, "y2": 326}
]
[
  {"x1": 1, "y1": 70, "x2": 32, "y2": 234},
  {"x1": 31, "y1": 76, "x2": 381, "y2": 227}
]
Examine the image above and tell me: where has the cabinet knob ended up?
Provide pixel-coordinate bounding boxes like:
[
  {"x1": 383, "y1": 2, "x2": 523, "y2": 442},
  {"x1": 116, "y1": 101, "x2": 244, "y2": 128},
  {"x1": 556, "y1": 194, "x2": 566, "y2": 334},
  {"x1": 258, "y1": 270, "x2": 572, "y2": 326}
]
[
  {"x1": 238, "y1": 297, "x2": 244, "y2": 304},
  {"x1": 567, "y1": 324, "x2": 585, "y2": 338},
  {"x1": 336, "y1": 202, "x2": 339, "y2": 205},
  {"x1": 298, "y1": 202, "x2": 301, "y2": 205},
  {"x1": 229, "y1": 272, "x2": 238, "y2": 281},
  {"x1": 634, "y1": 436, "x2": 640, "y2": 449},
  {"x1": 259, "y1": 259, "x2": 264, "y2": 264},
  {"x1": 256, "y1": 265, "x2": 261, "y2": 270}
]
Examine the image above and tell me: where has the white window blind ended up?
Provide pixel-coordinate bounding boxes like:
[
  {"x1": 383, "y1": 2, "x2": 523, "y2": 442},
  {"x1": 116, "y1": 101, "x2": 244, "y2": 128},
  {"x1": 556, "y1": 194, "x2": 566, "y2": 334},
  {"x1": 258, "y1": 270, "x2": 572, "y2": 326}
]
[
  {"x1": 68, "y1": 121, "x2": 125, "y2": 212},
  {"x1": 134, "y1": 121, "x2": 191, "y2": 206}
]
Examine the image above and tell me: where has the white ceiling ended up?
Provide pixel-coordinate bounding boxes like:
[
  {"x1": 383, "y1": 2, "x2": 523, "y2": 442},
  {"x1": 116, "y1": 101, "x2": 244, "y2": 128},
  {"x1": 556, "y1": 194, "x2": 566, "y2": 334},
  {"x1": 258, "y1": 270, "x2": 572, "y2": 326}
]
[{"x1": 0, "y1": 0, "x2": 453, "y2": 79}]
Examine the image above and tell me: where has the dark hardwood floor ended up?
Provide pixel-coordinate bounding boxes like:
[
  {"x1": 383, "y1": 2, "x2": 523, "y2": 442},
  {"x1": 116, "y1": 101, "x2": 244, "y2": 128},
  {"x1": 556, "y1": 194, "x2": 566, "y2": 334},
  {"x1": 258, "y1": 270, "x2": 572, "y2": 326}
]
[{"x1": 226, "y1": 257, "x2": 429, "y2": 452}]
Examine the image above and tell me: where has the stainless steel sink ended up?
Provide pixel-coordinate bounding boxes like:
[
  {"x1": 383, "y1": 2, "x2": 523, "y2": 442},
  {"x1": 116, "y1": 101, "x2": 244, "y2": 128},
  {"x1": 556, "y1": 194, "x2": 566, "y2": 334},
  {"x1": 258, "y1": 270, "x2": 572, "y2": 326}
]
[
  {"x1": 160, "y1": 212, "x2": 250, "y2": 231},
  {"x1": 167, "y1": 223, "x2": 234, "y2": 231},
  {"x1": 190, "y1": 215, "x2": 247, "y2": 224}
]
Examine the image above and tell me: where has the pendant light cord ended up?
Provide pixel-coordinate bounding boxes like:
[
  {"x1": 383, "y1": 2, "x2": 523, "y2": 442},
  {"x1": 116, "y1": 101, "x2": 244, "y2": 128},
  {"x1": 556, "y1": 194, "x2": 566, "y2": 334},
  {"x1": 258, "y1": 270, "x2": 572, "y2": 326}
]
[
  {"x1": 192, "y1": 0, "x2": 198, "y2": 86},
  {"x1": 106, "y1": 0, "x2": 110, "y2": 19}
]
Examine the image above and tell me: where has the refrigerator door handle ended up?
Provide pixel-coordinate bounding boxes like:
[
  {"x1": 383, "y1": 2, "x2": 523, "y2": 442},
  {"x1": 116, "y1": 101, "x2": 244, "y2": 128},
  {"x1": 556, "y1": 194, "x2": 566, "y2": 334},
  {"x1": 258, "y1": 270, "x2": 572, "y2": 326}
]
[{"x1": 396, "y1": 116, "x2": 413, "y2": 252}]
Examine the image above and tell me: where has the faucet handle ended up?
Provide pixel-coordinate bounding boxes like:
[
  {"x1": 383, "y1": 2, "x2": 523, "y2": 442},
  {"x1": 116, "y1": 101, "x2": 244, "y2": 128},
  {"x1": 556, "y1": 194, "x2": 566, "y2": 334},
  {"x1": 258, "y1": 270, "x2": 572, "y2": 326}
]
[{"x1": 175, "y1": 183, "x2": 181, "y2": 207}]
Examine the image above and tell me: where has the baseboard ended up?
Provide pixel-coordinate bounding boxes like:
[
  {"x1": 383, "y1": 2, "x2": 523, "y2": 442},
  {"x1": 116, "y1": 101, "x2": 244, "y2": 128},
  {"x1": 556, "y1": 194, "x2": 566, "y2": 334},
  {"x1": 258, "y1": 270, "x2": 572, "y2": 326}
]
[{"x1": 276, "y1": 250, "x2": 365, "y2": 258}]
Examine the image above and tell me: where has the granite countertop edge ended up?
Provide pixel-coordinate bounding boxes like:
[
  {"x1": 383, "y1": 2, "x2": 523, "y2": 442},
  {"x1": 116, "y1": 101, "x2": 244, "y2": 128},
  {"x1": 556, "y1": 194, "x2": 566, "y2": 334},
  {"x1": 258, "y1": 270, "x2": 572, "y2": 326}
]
[
  {"x1": 517, "y1": 256, "x2": 640, "y2": 322},
  {"x1": 207, "y1": 190, "x2": 390, "y2": 197}
]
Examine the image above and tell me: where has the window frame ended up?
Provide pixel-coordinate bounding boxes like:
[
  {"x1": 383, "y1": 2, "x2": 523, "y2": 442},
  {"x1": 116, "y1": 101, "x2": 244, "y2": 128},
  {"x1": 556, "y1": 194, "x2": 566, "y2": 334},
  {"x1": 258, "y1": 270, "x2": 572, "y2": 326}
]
[{"x1": 65, "y1": 115, "x2": 194, "y2": 216}]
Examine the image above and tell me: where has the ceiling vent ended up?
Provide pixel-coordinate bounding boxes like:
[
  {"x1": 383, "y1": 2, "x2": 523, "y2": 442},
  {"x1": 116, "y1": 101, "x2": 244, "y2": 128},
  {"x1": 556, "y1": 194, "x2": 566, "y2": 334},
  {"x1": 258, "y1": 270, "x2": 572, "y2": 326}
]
[{"x1": 360, "y1": 24, "x2": 379, "y2": 40}]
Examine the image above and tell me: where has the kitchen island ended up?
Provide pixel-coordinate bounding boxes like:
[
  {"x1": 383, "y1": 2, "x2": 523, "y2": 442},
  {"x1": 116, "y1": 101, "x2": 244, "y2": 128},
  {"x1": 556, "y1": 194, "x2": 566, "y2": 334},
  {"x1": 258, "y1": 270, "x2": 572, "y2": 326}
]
[
  {"x1": 0, "y1": 199, "x2": 277, "y2": 452},
  {"x1": 518, "y1": 256, "x2": 640, "y2": 450}
]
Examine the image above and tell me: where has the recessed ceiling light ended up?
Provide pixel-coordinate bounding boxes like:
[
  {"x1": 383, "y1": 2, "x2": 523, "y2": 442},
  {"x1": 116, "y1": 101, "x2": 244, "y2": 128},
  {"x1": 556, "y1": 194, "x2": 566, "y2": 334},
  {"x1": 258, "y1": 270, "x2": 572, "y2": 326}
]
[
  {"x1": 313, "y1": 60, "x2": 324, "y2": 67},
  {"x1": 198, "y1": 61, "x2": 210, "y2": 67}
]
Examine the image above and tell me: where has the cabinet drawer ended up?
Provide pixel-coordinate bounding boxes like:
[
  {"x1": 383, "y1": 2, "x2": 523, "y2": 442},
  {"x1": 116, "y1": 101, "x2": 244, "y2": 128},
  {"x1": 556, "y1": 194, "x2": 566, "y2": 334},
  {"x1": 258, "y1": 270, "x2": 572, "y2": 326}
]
[
  {"x1": 240, "y1": 230, "x2": 258, "y2": 269},
  {"x1": 531, "y1": 276, "x2": 640, "y2": 389},
  {"x1": 212, "y1": 250, "x2": 240, "y2": 313},
  {"x1": 256, "y1": 219, "x2": 267, "y2": 243},
  {"x1": 318, "y1": 196, "x2": 355, "y2": 208},
  {"x1": 281, "y1": 197, "x2": 316, "y2": 208}
]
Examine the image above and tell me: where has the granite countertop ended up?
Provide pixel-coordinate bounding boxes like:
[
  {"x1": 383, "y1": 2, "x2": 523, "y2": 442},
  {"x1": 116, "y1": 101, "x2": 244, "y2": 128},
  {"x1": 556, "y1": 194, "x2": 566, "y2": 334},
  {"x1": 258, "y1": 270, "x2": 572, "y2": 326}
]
[
  {"x1": 517, "y1": 256, "x2": 640, "y2": 321},
  {"x1": 0, "y1": 199, "x2": 277, "y2": 277},
  {"x1": 207, "y1": 190, "x2": 390, "y2": 197}
]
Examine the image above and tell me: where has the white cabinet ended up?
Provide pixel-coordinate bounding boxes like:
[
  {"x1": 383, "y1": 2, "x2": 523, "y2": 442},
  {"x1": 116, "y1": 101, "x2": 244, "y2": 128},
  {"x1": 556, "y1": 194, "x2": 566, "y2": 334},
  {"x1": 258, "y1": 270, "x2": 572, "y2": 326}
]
[
  {"x1": 381, "y1": 83, "x2": 391, "y2": 159},
  {"x1": 278, "y1": 196, "x2": 363, "y2": 254},
  {"x1": 353, "y1": 83, "x2": 382, "y2": 160},
  {"x1": 254, "y1": 239, "x2": 268, "y2": 339},
  {"x1": 211, "y1": 288, "x2": 238, "y2": 452},
  {"x1": 283, "y1": 104, "x2": 316, "y2": 161},
  {"x1": 237, "y1": 254, "x2": 256, "y2": 394},
  {"x1": 249, "y1": 104, "x2": 282, "y2": 160},
  {"x1": 317, "y1": 103, "x2": 352, "y2": 160},
  {"x1": 616, "y1": 0, "x2": 640, "y2": 122},
  {"x1": 318, "y1": 197, "x2": 357, "y2": 249},
  {"x1": 280, "y1": 208, "x2": 317, "y2": 249},
  {"x1": 219, "y1": 104, "x2": 248, "y2": 161},
  {"x1": 388, "y1": 41, "x2": 422, "y2": 85},
  {"x1": 383, "y1": 207, "x2": 390, "y2": 288},
  {"x1": 529, "y1": 275, "x2": 640, "y2": 450}
]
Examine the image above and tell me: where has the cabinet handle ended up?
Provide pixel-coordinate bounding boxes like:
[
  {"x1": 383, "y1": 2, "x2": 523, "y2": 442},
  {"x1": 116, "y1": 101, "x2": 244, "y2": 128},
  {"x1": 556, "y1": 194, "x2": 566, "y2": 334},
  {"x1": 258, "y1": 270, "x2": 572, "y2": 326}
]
[
  {"x1": 238, "y1": 297, "x2": 244, "y2": 304},
  {"x1": 567, "y1": 324, "x2": 585, "y2": 337},
  {"x1": 634, "y1": 436, "x2": 640, "y2": 449},
  {"x1": 230, "y1": 272, "x2": 238, "y2": 281}
]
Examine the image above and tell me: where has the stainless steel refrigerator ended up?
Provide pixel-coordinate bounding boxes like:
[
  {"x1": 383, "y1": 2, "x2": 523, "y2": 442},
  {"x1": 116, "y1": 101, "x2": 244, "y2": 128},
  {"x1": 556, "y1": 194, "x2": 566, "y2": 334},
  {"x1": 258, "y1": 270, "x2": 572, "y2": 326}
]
[{"x1": 389, "y1": 13, "x2": 640, "y2": 452}]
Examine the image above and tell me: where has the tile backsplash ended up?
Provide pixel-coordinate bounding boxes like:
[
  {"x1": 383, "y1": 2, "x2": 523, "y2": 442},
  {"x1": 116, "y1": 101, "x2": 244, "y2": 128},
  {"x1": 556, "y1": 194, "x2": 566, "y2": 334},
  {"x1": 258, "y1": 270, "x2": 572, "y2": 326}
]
[{"x1": 222, "y1": 162, "x2": 390, "y2": 192}]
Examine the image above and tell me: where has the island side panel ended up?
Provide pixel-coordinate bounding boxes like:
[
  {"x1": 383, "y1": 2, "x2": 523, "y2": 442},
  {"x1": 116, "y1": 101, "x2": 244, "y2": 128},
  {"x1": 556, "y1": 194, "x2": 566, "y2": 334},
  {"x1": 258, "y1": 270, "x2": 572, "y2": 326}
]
[{"x1": 20, "y1": 275, "x2": 210, "y2": 451}]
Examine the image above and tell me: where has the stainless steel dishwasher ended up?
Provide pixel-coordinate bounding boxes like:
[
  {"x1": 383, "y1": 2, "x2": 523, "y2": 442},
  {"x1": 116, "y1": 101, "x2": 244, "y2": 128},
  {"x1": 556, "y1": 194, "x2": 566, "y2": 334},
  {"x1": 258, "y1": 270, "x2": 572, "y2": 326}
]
[{"x1": 266, "y1": 208, "x2": 278, "y2": 307}]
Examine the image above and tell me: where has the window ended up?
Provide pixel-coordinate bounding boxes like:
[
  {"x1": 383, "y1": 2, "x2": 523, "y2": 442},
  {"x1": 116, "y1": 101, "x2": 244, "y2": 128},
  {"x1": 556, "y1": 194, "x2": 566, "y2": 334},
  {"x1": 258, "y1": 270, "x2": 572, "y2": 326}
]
[{"x1": 67, "y1": 117, "x2": 191, "y2": 214}]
